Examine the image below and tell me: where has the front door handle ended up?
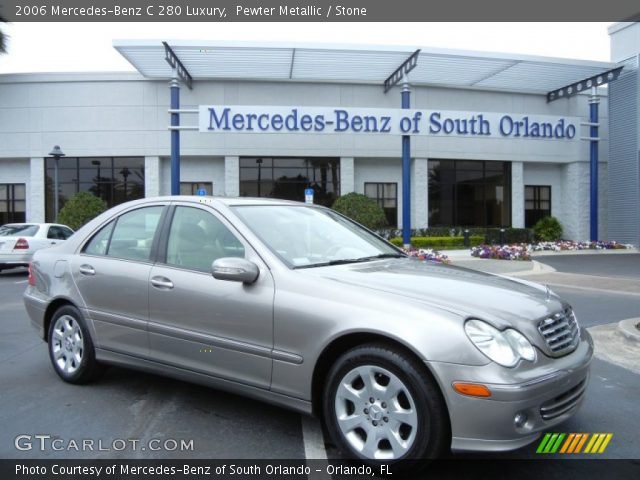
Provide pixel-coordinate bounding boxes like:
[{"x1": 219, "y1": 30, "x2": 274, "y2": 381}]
[
  {"x1": 79, "y1": 264, "x2": 95, "y2": 276},
  {"x1": 151, "y1": 276, "x2": 174, "y2": 289}
]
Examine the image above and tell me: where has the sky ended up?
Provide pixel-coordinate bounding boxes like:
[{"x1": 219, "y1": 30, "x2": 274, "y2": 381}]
[{"x1": 0, "y1": 22, "x2": 614, "y2": 74}]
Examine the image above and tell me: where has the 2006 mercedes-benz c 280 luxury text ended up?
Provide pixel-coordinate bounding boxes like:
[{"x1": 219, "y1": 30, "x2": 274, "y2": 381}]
[{"x1": 24, "y1": 197, "x2": 592, "y2": 465}]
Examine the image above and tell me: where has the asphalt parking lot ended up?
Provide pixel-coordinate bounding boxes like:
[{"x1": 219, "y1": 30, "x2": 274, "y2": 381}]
[{"x1": 0, "y1": 255, "x2": 638, "y2": 468}]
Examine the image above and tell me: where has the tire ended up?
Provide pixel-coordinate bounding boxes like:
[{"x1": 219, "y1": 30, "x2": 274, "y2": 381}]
[
  {"x1": 47, "y1": 305, "x2": 104, "y2": 384},
  {"x1": 323, "y1": 343, "x2": 449, "y2": 467}
]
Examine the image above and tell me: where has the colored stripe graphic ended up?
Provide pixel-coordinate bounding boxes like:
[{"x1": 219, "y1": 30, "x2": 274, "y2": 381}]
[
  {"x1": 574, "y1": 433, "x2": 589, "y2": 453},
  {"x1": 560, "y1": 433, "x2": 575, "y2": 453},
  {"x1": 537, "y1": 433, "x2": 613, "y2": 454},
  {"x1": 536, "y1": 433, "x2": 552, "y2": 453}
]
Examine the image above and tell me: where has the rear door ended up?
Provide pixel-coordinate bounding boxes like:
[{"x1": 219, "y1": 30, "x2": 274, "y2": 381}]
[{"x1": 71, "y1": 204, "x2": 166, "y2": 358}]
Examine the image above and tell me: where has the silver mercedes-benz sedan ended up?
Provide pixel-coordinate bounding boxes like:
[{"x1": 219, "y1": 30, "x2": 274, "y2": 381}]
[{"x1": 24, "y1": 196, "x2": 592, "y2": 464}]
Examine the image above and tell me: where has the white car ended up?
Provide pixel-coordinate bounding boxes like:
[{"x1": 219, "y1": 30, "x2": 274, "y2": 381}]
[{"x1": 0, "y1": 223, "x2": 74, "y2": 272}]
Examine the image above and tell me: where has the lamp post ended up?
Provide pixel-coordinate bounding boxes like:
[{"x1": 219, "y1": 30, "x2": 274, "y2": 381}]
[
  {"x1": 48, "y1": 145, "x2": 65, "y2": 221},
  {"x1": 256, "y1": 158, "x2": 263, "y2": 197},
  {"x1": 119, "y1": 167, "x2": 131, "y2": 198}
]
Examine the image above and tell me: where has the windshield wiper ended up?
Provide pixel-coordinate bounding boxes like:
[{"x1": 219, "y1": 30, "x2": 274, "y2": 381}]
[
  {"x1": 359, "y1": 253, "x2": 406, "y2": 260},
  {"x1": 294, "y1": 253, "x2": 406, "y2": 269}
]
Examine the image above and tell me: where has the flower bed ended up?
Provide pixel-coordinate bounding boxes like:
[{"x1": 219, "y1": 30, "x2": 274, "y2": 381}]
[
  {"x1": 471, "y1": 244, "x2": 532, "y2": 261},
  {"x1": 402, "y1": 248, "x2": 451, "y2": 264},
  {"x1": 532, "y1": 240, "x2": 630, "y2": 251},
  {"x1": 471, "y1": 240, "x2": 632, "y2": 260}
]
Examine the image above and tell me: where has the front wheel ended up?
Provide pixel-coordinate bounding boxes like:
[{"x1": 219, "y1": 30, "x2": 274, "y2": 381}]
[
  {"x1": 323, "y1": 344, "x2": 449, "y2": 465},
  {"x1": 48, "y1": 305, "x2": 104, "y2": 384}
]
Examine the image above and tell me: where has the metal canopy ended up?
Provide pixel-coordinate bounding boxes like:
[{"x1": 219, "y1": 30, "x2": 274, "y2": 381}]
[{"x1": 114, "y1": 40, "x2": 617, "y2": 95}]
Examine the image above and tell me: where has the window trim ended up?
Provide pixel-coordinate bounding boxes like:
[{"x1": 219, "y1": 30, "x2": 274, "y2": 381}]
[
  {"x1": 364, "y1": 182, "x2": 398, "y2": 228},
  {"x1": 524, "y1": 185, "x2": 552, "y2": 228},
  {"x1": 79, "y1": 205, "x2": 169, "y2": 264}
]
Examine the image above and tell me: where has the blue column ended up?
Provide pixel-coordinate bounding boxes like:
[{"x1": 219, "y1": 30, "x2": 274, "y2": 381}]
[
  {"x1": 170, "y1": 78, "x2": 181, "y2": 195},
  {"x1": 589, "y1": 89, "x2": 599, "y2": 242},
  {"x1": 401, "y1": 80, "x2": 411, "y2": 247}
]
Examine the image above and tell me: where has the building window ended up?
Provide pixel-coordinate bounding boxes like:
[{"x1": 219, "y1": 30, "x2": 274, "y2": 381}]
[
  {"x1": 0, "y1": 184, "x2": 26, "y2": 224},
  {"x1": 239, "y1": 157, "x2": 339, "y2": 207},
  {"x1": 428, "y1": 160, "x2": 511, "y2": 227},
  {"x1": 365, "y1": 182, "x2": 398, "y2": 227},
  {"x1": 45, "y1": 157, "x2": 145, "y2": 222},
  {"x1": 180, "y1": 182, "x2": 213, "y2": 196},
  {"x1": 525, "y1": 185, "x2": 551, "y2": 227}
]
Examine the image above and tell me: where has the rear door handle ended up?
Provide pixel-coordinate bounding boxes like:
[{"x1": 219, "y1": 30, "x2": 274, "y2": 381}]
[
  {"x1": 151, "y1": 276, "x2": 174, "y2": 289},
  {"x1": 79, "y1": 264, "x2": 95, "y2": 276}
]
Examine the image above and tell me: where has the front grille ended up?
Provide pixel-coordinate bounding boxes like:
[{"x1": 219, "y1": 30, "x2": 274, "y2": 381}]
[
  {"x1": 538, "y1": 308, "x2": 580, "y2": 357},
  {"x1": 540, "y1": 378, "x2": 588, "y2": 421}
]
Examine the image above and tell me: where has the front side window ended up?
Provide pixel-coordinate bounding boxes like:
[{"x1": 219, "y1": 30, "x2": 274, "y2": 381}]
[
  {"x1": 233, "y1": 205, "x2": 401, "y2": 268},
  {"x1": 165, "y1": 206, "x2": 245, "y2": 272},
  {"x1": 106, "y1": 207, "x2": 163, "y2": 261}
]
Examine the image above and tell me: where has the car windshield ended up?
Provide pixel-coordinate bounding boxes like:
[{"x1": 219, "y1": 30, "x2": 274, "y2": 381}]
[
  {"x1": 0, "y1": 224, "x2": 40, "y2": 237},
  {"x1": 232, "y1": 205, "x2": 404, "y2": 268}
]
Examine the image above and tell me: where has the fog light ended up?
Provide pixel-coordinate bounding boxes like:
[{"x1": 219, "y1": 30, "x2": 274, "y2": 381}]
[{"x1": 514, "y1": 412, "x2": 528, "y2": 428}]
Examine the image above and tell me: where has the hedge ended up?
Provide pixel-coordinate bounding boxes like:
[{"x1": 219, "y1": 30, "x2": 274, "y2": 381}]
[
  {"x1": 378, "y1": 227, "x2": 533, "y2": 244},
  {"x1": 389, "y1": 236, "x2": 484, "y2": 249}
]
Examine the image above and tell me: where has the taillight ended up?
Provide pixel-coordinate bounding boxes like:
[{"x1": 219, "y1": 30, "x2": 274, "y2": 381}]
[
  {"x1": 14, "y1": 238, "x2": 29, "y2": 250},
  {"x1": 28, "y1": 262, "x2": 36, "y2": 286}
]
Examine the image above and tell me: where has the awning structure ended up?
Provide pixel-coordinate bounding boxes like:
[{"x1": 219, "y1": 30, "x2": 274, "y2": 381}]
[{"x1": 113, "y1": 40, "x2": 617, "y2": 95}]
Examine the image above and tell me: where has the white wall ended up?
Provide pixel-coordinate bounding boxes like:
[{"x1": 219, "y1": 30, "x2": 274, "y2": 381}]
[
  {"x1": 354, "y1": 158, "x2": 403, "y2": 227},
  {"x1": 159, "y1": 156, "x2": 225, "y2": 196}
]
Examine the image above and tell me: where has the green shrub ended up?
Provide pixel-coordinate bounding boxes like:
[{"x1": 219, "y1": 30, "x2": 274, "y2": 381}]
[
  {"x1": 332, "y1": 192, "x2": 387, "y2": 230},
  {"x1": 57, "y1": 192, "x2": 107, "y2": 230},
  {"x1": 389, "y1": 236, "x2": 484, "y2": 249},
  {"x1": 377, "y1": 227, "x2": 533, "y2": 244},
  {"x1": 533, "y1": 216, "x2": 563, "y2": 241}
]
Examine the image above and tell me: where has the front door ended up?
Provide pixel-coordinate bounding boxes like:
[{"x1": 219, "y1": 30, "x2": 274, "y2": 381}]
[{"x1": 147, "y1": 204, "x2": 274, "y2": 389}]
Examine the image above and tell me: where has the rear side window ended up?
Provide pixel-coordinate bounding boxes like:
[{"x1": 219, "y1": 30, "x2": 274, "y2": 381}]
[
  {"x1": 107, "y1": 207, "x2": 163, "y2": 261},
  {"x1": 83, "y1": 221, "x2": 115, "y2": 256},
  {"x1": 47, "y1": 226, "x2": 73, "y2": 240}
]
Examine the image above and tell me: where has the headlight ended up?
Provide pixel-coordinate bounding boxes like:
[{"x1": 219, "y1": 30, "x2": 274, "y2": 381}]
[{"x1": 465, "y1": 319, "x2": 537, "y2": 367}]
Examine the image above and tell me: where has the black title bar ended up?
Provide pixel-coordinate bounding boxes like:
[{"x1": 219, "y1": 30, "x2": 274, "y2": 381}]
[{"x1": 1, "y1": 0, "x2": 640, "y2": 22}]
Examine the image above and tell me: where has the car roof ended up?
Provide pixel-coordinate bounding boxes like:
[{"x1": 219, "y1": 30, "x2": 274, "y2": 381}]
[{"x1": 147, "y1": 196, "x2": 316, "y2": 207}]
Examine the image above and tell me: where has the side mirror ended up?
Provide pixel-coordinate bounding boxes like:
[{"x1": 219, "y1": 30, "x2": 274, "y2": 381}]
[{"x1": 211, "y1": 257, "x2": 260, "y2": 284}]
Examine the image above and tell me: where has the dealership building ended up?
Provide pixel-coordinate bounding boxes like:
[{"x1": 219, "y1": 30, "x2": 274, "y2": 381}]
[{"x1": 0, "y1": 27, "x2": 638, "y2": 244}]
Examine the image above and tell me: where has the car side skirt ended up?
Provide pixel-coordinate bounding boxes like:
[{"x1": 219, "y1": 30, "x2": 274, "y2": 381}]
[{"x1": 95, "y1": 348, "x2": 313, "y2": 415}]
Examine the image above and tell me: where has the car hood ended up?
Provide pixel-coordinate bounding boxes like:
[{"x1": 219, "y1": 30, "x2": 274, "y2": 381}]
[{"x1": 300, "y1": 258, "x2": 565, "y2": 335}]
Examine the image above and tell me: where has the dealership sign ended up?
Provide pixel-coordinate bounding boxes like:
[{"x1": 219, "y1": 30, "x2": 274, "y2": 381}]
[{"x1": 199, "y1": 106, "x2": 578, "y2": 140}]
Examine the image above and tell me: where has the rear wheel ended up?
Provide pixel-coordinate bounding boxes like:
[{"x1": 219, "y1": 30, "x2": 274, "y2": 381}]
[
  {"x1": 323, "y1": 344, "x2": 449, "y2": 467},
  {"x1": 48, "y1": 305, "x2": 104, "y2": 384}
]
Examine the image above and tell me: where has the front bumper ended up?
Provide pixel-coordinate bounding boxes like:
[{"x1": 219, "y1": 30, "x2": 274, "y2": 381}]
[{"x1": 427, "y1": 328, "x2": 594, "y2": 452}]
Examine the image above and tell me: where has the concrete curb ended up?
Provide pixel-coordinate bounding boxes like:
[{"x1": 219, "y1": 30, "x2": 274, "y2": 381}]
[
  {"x1": 531, "y1": 248, "x2": 639, "y2": 257},
  {"x1": 618, "y1": 318, "x2": 640, "y2": 343},
  {"x1": 509, "y1": 260, "x2": 556, "y2": 277}
]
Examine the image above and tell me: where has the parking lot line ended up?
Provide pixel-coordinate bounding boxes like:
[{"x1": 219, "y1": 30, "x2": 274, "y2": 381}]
[
  {"x1": 14, "y1": 279, "x2": 28, "y2": 284},
  {"x1": 301, "y1": 415, "x2": 331, "y2": 479}
]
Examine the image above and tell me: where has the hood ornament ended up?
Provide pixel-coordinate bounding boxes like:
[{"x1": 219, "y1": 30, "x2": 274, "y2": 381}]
[{"x1": 545, "y1": 285, "x2": 552, "y2": 302}]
